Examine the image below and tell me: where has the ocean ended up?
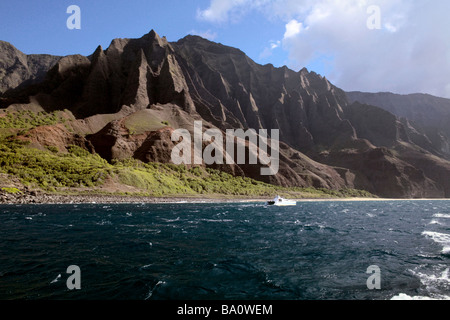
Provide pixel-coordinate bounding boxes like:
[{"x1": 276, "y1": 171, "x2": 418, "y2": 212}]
[{"x1": 0, "y1": 200, "x2": 449, "y2": 300}]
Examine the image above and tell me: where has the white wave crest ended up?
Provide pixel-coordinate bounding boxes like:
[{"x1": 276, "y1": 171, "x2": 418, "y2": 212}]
[
  {"x1": 422, "y1": 231, "x2": 450, "y2": 254},
  {"x1": 391, "y1": 293, "x2": 442, "y2": 300},
  {"x1": 405, "y1": 266, "x2": 450, "y2": 300},
  {"x1": 429, "y1": 219, "x2": 444, "y2": 225},
  {"x1": 50, "y1": 274, "x2": 61, "y2": 284},
  {"x1": 145, "y1": 280, "x2": 165, "y2": 300},
  {"x1": 415, "y1": 268, "x2": 450, "y2": 286},
  {"x1": 391, "y1": 293, "x2": 449, "y2": 300},
  {"x1": 433, "y1": 213, "x2": 450, "y2": 219}
]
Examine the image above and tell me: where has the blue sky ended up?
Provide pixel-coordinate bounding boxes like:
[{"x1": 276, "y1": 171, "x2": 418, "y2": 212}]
[
  {"x1": 1, "y1": 0, "x2": 450, "y2": 98},
  {"x1": 0, "y1": 0, "x2": 286, "y2": 66}
]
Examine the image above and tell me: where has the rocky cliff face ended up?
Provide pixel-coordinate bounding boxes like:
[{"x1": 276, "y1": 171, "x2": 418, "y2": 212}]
[
  {"x1": 1, "y1": 30, "x2": 450, "y2": 198},
  {"x1": 3, "y1": 31, "x2": 195, "y2": 118},
  {"x1": 0, "y1": 41, "x2": 61, "y2": 95},
  {"x1": 173, "y1": 35, "x2": 355, "y2": 152},
  {"x1": 346, "y1": 91, "x2": 450, "y2": 158}
]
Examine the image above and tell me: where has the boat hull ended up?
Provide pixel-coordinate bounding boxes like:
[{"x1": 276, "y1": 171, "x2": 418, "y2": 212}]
[
  {"x1": 267, "y1": 201, "x2": 296, "y2": 206},
  {"x1": 266, "y1": 196, "x2": 296, "y2": 206}
]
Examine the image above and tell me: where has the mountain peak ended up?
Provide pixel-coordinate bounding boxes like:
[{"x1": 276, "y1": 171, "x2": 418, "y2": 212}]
[
  {"x1": 141, "y1": 29, "x2": 166, "y2": 46},
  {"x1": 175, "y1": 34, "x2": 246, "y2": 57},
  {"x1": 0, "y1": 40, "x2": 19, "y2": 53}
]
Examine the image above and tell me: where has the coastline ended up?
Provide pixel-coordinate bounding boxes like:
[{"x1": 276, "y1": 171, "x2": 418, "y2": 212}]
[
  {"x1": 296, "y1": 197, "x2": 450, "y2": 202},
  {"x1": 0, "y1": 189, "x2": 448, "y2": 205},
  {"x1": 0, "y1": 191, "x2": 246, "y2": 205}
]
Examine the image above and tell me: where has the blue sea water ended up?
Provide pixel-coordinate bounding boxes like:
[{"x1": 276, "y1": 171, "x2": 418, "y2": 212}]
[{"x1": 0, "y1": 200, "x2": 449, "y2": 300}]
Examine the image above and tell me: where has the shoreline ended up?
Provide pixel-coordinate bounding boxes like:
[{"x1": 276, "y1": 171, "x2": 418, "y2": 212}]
[
  {"x1": 296, "y1": 197, "x2": 450, "y2": 202},
  {"x1": 0, "y1": 190, "x2": 448, "y2": 205}
]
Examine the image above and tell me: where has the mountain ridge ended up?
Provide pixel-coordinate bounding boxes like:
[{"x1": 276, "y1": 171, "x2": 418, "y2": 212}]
[
  {"x1": 1, "y1": 30, "x2": 450, "y2": 198},
  {"x1": 346, "y1": 91, "x2": 450, "y2": 158},
  {"x1": 0, "y1": 40, "x2": 61, "y2": 97}
]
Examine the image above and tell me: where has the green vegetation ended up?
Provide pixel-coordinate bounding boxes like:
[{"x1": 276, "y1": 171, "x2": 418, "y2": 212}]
[
  {"x1": 123, "y1": 109, "x2": 168, "y2": 135},
  {"x1": 0, "y1": 110, "x2": 67, "y2": 130},
  {"x1": 0, "y1": 109, "x2": 73, "y2": 139},
  {"x1": 112, "y1": 159, "x2": 288, "y2": 197},
  {"x1": 46, "y1": 146, "x2": 59, "y2": 153},
  {"x1": 0, "y1": 139, "x2": 110, "y2": 191},
  {"x1": 1, "y1": 187, "x2": 21, "y2": 194},
  {"x1": 0, "y1": 136, "x2": 376, "y2": 199},
  {"x1": 0, "y1": 110, "x2": 376, "y2": 199}
]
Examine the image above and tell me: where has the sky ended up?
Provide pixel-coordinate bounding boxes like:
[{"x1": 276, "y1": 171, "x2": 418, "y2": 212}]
[{"x1": 1, "y1": 0, "x2": 450, "y2": 98}]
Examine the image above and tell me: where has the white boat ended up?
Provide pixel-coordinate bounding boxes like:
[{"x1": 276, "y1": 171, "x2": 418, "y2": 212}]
[{"x1": 266, "y1": 195, "x2": 296, "y2": 206}]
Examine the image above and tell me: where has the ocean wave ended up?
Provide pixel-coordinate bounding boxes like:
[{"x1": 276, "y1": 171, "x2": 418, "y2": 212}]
[
  {"x1": 407, "y1": 265, "x2": 450, "y2": 300},
  {"x1": 429, "y1": 219, "x2": 445, "y2": 225},
  {"x1": 145, "y1": 280, "x2": 166, "y2": 300},
  {"x1": 199, "y1": 218, "x2": 233, "y2": 223},
  {"x1": 415, "y1": 267, "x2": 450, "y2": 286},
  {"x1": 238, "y1": 203, "x2": 263, "y2": 208},
  {"x1": 161, "y1": 217, "x2": 181, "y2": 223},
  {"x1": 137, "y1": 228, "x2": 161, "y2": 234},
  {"x1": 302, "y1": 223, "x2": 333, "y2": 232},
  {"x1": 95, "y1": 220, "x2": 112, "y2": 226},
  {"x1": 50, "y1": 274, "x2": 61, "y2": 284},
  {"x1": 391, "y1": 293, "x2": 450, "y2": 300},
  {"x1": 139, "y1": 264, "x2": 153, "y2": 270},
  {"x1": 433, "y1": 213, "x2": 450, "y2": 219},
  {"x1": 422, "y1": 231, "x2": 450, "y2": 254}
]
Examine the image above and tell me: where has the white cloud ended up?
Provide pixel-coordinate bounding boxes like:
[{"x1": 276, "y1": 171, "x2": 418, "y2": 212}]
[
  {"x1": 189, "y1": 29, "x2": 218, "y2": 41},
  {"x1": 383, "y1": 23, "x2": 397, "y2": 33},
  {"x1": 283, "y1": 19, "x2": 304, "y2": 39},
  {"x1": 259, "y1": 47, "x2": 274, "y2": 60},
  {"x1": 196, "y1": 0, "x2": 258, "y2": 23},
  {"x1": 198, "y1": 0, "x2": 450, "y2": 98},
  {"x1": 260, "y1": 40, "x2": 281, "y2": 60},
  {"x1": 278, "y1": 0, "x2": 450, "y2": 98},
  {"x1": 270, "y1": 40, "x2": 281, "y2": 50}
]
